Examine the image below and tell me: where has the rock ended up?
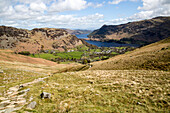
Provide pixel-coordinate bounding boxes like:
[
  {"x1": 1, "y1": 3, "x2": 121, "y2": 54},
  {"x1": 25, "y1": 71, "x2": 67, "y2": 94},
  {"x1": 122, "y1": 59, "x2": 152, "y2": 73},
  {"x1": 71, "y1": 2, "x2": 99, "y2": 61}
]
[
  {"x1": 1, "y1": 100, "x2": 11, "y2": 104},
  {"x1": 40, "y1": 92, "x2": 51, "y2": 99},
  {"x1": 19, "y1": 88, "x2": 30, "y2": 94},
  {"x1": 6, "y1": 105, "x2": 15, "y2": 108},
  {"x1": 137, "y1": 102, "x2": 142, "y2": 105},
  {"x1": 27, "y1": 101, "x2": 36, "y2": 109},
  {"x1": 0, "y1": 97, "x2": 7, "y2": 101},
  {"x1": 7, "y1": 92, "x2": 13, "y2": 95},
  {"x1": 4, "y1": 107, "x2": 14, "y2": 113},
  {"x1": 14, "y1": 99, "x2": 26, "y2": 105},
  {"x1": 0, "y1": 70, "x2": 3, "y2": 73},
  {"x1": 19, "y1": 85, "x2": 24, "y2": 89}
]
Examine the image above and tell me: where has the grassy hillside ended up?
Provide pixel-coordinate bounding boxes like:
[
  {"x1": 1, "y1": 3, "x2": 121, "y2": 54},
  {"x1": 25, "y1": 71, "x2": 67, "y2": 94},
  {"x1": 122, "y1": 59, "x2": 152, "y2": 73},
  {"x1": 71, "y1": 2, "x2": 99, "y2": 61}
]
[
  {"x1": 90, "y1": 37, "x2": 170, "y2": 71},
  {"x1": 17, "y1": 70, "x2": 170, "y2": 112},
  {"x1": 0, "y1": 49, "x2": 82, "y2": 93}
]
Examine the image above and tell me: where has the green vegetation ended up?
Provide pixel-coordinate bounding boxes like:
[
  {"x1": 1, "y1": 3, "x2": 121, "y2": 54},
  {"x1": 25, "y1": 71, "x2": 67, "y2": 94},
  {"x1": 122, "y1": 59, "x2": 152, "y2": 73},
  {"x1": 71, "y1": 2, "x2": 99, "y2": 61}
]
[
  {"x1": 30, "y1": 53, "x2": 57, "y2": 60},
  {"x1": 55, "y1": 51, "x2": 84, "y2": 59},
  {"x1": 29, "y1": 46, "x2": 135, "y2": 64}
]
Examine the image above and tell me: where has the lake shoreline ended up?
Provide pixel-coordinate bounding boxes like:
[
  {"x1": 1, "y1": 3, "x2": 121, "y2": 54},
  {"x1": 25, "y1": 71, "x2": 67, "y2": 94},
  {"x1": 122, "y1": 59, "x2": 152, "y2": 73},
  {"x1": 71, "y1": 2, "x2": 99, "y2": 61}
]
[{"x1": 76, "y1": 34, "x2": 140, "y2": 47}]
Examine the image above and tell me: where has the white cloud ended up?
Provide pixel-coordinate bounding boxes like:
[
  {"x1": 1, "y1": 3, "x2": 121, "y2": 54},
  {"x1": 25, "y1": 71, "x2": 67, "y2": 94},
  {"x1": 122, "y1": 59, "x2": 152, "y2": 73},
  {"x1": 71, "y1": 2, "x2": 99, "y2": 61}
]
[
  {"x1": 93, "y1": 2, "x2": 105, "y2": 8},
  {"x1": 30, "y1": 2, "x2": 47, "y2": 12},
  {"x1": 49, "y1": 0, "x2": 89, "y2": 12},
  {"x1": 0, "y1": 0, "x2": 169, "y2": 30},
  {"x1": 108, "y1": 0, "x2": 170, "y2": 25},
  {"x1": 15, "y1": 5, "x2": 29, "y2": 13},
  {"x1": 109, "y1": 0, "x2": 137, "y2": 4},
  {"x1": 0, "y1": 0, "x2": 105, "y2": 29},
  {"x1": 109, "y1": 0, "x2": 125, "y2": 4}
]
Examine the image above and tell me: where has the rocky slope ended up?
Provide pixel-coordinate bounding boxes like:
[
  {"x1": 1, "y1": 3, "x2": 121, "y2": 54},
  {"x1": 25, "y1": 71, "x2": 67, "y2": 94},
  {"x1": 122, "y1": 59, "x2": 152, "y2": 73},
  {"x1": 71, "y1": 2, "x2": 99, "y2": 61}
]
[
  {"x1": 88, "y1": 16, "x2": 170, "y2": 45},
  {"x1": 0, "y1": 26, "x2": 83, "y2": 53}
]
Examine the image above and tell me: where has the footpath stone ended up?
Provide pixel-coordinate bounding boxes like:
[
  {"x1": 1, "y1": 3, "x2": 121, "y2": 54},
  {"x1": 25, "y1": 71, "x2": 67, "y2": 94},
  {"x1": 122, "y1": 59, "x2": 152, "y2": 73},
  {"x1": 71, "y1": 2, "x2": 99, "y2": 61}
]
[
  {"x1": 9, "y1": 87, "x2": 18, "y2": 92},
  {"x1": 4, "y1": 107, "x2": 14, "y2": 113},
  {"x1": 0, "y1": 76, "x2": 49, "y2": 112},
  {"x1": 0, "y1": 97, "x2": 7, "y2": 101}
]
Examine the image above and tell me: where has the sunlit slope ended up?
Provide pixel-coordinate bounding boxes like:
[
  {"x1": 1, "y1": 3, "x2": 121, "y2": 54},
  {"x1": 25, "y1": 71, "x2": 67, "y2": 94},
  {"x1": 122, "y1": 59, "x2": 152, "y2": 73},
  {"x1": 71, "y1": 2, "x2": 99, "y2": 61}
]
[
  {"x1": 17, "y1": 70, "x2": 170, "y2": 112},
  {"x1": 90, "y1": 37, "x2": 170, "y2": 71}
]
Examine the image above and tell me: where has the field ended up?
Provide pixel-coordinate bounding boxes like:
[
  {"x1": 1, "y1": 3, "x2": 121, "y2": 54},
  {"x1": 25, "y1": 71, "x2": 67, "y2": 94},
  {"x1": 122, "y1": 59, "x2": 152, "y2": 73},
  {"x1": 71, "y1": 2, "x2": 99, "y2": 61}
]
[
  {"x1": 28, "y1": 45, "x2": 134, "y2": 64},
  {"x1": 16, "y1": 70, "x2": 170, "y2": 112}
]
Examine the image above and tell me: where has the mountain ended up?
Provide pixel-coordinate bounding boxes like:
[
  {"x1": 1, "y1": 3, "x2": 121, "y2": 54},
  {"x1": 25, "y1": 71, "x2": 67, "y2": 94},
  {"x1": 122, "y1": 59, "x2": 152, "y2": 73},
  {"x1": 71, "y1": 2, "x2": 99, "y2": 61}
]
[
  {"x1": 90, "y1": 37, "x2": 170, "y2": 71},
  {"x1": 64, "y1": 29, "x2": 92, "y2": 35},
  {"x1": 88, "y1": 16, "x2": 170, "y2": 45},
  {"x1": 0, "y1": 26, "x2": 83, "y2": 53}
]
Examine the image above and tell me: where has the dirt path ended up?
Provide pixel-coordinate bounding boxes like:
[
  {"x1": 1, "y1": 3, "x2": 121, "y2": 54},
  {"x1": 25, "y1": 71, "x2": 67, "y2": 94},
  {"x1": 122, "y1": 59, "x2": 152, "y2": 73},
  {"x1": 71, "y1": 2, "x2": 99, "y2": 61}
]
[{"x1": 0, "y1": 76, "x2": 49, "y2": 113}]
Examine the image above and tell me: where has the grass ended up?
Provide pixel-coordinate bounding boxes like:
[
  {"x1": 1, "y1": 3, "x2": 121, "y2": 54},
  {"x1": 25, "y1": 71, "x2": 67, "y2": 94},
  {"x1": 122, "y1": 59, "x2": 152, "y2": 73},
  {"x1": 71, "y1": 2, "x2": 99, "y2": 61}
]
[
  {"x1": 29, "y1": 53, "x2": 58, "y2": 60},
  {"x1": 76, "y1": 45, "x2": 89, "y2": 51},
  {"x1": 55, "y1": 51, "x2": 84, "y2": 59},
  {"x1": 111, "y1": 52, "x2": 119, "y2": 54},
  {"x1": 29, "y1": 51, "x2": 84, "y2": 60},
  {"x1": 17, "y1": 70, "x2": 170, "y2": 112},
  {"x1": 0, "y1": 59, "x2": 73, "y2": 95},
  {"x1": 0, "y1": 61, "x2": 49, "y2": 95}
]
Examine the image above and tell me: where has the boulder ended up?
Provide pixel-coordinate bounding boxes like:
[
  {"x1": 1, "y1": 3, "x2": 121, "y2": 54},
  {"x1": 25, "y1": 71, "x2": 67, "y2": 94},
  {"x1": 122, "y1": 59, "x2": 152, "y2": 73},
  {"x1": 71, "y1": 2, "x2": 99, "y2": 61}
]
[
  {"x1": 27, "y1": 101, "x2": 36, "y2": 109},
  {"x1": 40, "y1": 92, "x2": 51, "y2": 99}
]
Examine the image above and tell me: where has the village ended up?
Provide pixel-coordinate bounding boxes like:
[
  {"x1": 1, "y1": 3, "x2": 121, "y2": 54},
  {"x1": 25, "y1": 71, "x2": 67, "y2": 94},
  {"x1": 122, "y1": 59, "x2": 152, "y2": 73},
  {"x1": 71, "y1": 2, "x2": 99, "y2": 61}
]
[{"x1": 39, "y1": 46, "x2": 137, "y2": 64}]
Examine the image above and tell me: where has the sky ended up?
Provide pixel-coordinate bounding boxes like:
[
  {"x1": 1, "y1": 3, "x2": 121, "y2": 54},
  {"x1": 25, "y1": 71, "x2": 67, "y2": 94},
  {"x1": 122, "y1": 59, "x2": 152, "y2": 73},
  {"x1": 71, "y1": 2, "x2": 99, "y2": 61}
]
[{"x1": 0, "y1": 0, "x2": 170, "y2": 30}]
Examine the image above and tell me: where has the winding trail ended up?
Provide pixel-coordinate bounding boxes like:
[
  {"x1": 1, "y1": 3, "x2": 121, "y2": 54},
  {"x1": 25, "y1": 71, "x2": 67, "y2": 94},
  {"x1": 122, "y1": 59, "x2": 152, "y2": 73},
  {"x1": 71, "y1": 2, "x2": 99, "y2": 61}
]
[{"x1": 0, "y1": 76, "x2": 49, "y2": 113}]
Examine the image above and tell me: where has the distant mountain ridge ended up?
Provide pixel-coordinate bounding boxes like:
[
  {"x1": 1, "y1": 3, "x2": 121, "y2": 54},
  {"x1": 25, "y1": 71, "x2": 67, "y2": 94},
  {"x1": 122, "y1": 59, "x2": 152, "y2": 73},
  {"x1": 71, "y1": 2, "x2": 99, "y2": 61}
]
[
  {"x1": 88, "y1": 16, "x2": 170, "y2": 45},
  {"x1": 0, "y1": 26, "x2": 83, "y2": 53},
  {"x1": 63, "y1": 29, "x2": 92, "y2": 35}
]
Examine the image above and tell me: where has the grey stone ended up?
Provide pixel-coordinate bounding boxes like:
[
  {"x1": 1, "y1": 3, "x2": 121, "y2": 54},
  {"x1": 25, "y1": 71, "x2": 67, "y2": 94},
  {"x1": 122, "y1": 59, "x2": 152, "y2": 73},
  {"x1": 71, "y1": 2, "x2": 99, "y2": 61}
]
[
  {"x1": 27, "y1": 101, "x2": 36, "y2": 109},
  {"x1": 0, "y1": 70, "x2": 3, "y2": 73},
  {"x1": 19, "y1": 88, "x2": 30, "y2": 94},
  {"x1": 5, "y1": 107, "x2": 14, "y2": 113},
  {"x1": 40, "y1": 92, "x2": 51, "y2": 99}
]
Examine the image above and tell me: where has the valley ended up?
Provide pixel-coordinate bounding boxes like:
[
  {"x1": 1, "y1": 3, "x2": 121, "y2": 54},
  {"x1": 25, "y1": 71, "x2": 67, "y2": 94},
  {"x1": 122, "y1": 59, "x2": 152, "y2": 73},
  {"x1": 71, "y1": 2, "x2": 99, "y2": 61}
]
[
  {"x1": 0, "y1": 37, "x2": 169, "y2": 112},
  {"x1": 0, "y1": 17, "x2": 169, "y2": 113}
]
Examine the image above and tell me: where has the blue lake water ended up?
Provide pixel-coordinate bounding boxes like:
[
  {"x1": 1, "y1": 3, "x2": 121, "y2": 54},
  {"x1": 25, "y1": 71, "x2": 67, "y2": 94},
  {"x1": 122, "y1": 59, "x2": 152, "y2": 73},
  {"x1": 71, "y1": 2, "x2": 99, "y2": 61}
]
[{"x1": 76, "y1": 34, "x2": 140, "y2": 47}]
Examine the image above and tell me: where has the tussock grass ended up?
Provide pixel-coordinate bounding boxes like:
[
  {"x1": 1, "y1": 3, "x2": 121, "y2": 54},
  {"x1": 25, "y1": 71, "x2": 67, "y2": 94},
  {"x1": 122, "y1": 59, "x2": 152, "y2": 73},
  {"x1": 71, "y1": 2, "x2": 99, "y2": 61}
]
[{"x1": 19, "y1": 70, "x2": 170, "y2": 112}]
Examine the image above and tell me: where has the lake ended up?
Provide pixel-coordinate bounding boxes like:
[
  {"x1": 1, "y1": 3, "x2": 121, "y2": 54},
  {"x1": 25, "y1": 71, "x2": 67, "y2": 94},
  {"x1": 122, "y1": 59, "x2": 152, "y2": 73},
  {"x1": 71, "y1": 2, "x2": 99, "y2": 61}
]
[{"x1": 76, "y1": 34, "x2": 140, "y2": 47}]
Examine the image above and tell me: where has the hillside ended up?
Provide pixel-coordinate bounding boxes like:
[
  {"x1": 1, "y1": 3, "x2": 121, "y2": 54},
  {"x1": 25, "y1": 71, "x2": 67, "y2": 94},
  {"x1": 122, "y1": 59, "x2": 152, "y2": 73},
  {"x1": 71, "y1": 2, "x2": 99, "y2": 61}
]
[
  {"x1": 88, "y1": 16, "x2": 170, "y2": 45},
  {"x1": 0, "y1": 49, "x2": 57, "y2": 66},
  {"x1": 0, "y1": 26, "x2": 83, "y2": 53},
  {"x1": 0, "y1": 43, "x2": 169, "y2": 112},
  {"x1": 90, "y1": 37, "x2": 170, "y2": 71},
  {"x1": 64, "y1": 29, "x2": 92, "y2": 35}
]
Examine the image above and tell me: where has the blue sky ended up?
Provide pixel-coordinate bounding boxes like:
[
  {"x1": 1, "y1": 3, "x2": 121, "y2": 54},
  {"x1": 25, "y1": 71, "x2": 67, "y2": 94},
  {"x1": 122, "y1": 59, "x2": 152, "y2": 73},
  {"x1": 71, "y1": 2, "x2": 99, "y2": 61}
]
[{"x1": 0, "y1": 0, "x2": 170, "y2": 30}]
